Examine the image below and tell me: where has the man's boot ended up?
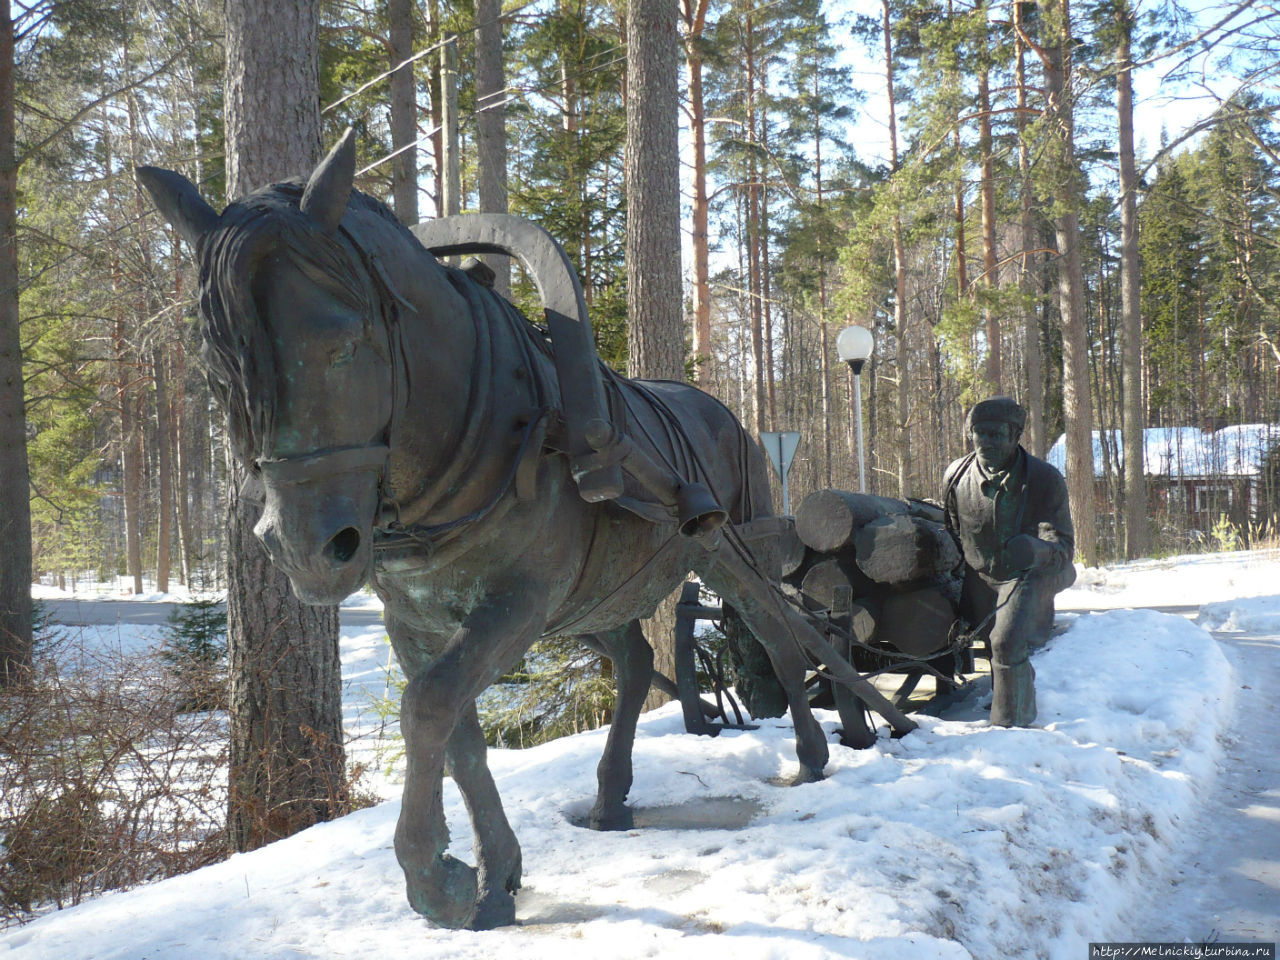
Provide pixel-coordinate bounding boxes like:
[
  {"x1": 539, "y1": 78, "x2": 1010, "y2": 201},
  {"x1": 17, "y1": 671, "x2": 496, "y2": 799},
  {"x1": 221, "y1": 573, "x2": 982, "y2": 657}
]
[{"x1": 990, "y1": 660, "x2": 1037, "y2": 727}]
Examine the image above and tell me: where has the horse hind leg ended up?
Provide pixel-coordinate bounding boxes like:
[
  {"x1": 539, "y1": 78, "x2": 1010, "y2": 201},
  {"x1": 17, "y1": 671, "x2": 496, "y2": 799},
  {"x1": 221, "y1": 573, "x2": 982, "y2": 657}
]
[
  {"x1": 445, "y1": 700, "x2": 522, "y2": 928},
  {"x1": 584, "y1": 620, "x2": 653, "y2": 830}
]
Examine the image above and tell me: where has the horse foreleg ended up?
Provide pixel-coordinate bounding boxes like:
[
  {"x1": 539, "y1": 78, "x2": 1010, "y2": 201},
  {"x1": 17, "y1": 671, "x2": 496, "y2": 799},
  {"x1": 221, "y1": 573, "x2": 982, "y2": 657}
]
[
  {"x1": 586, "y1": 620, "x2": 653, "y2": 830},
  {"x1": 394, "y1": 595, "x2": 544, "y2": 930},
  {"x1": 695, "y1": 553, "x2": 830, "y2": 783},
  {"x1": 445, "y1": 700, "x2": 522, "y2": 927}
]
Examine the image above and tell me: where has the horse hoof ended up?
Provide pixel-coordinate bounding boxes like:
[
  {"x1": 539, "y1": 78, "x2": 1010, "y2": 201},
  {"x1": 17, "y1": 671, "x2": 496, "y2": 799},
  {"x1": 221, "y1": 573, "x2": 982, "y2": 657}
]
[
  {"x1": 838, "y1": 729, "x2": 877, "y2": 750},
  {"x1": 481, "y1": 846, "x2": 522, "y2": 895},
  {"x1": 505, "y1": 849, "x2": 523, "y2": 893},
  {"x1": 791, "y1": 764, "x2": 825, "y2": 785},
  {"x1": 589, "y1": 805, "x2": 634, "y2": 831},
  {"x1": 469, "y1": 888, "x2": 517, "y2": 930},
  {"x1": 405, "y1": 854, "x2": 478, "y2": 930}
]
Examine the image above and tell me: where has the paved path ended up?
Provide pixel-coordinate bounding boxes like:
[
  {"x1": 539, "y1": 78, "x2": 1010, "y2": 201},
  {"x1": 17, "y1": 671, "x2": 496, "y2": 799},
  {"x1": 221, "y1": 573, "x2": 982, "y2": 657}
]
[{"x1": 1132, "y1": 628, "x2": 1280, "y2": 944}]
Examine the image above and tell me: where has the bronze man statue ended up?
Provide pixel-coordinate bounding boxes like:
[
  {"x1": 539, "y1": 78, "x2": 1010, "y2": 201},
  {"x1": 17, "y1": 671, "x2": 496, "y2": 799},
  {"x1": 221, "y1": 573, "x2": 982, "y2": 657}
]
[{"x1": 942, "y1": 396, "x2": 1076, "y2": 727}]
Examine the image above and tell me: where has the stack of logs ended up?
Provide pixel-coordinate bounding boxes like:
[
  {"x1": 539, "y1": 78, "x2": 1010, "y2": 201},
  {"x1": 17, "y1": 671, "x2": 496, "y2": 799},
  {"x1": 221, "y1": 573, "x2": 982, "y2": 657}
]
[
  {"x1": 725, "y1": 489, "x2": 969, "y2": 721},
  {"x1": 786, "y1": 489, "x2": 963, "y2": 664}
]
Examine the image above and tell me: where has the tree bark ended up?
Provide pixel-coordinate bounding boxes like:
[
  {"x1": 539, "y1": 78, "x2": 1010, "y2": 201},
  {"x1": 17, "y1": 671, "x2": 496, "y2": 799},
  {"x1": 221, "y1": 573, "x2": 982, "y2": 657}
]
[
  {"x1": 388, "y1": 0, "x2": 418, "y2": 228},
  {"x1": 883, "y1": 0, "x2": 911, "y2": 497},
  {"x1": 626, "y1": 0, "x2": 684, "y2": 707},
  {"x1": 1014, "y1": 0, "x2": 1044, "y2": 455},
  {"x1": 474, "y1": 0, "x2": 510, "y2": 296},
  {"x1": 759, "y1": 57, "x2": 776, "y2": 430},
  {"x1": 127, "y1": 80, "x2": 172, "y2": 594},
  {"x1": 1043, "y1": 0, "x2": 1098, "y2": 565},
  {"x1": 116, "y1": 324, "x2": 144, "y2": 594},
  {"x1": 440, "y1": 34, "x2": 460, "y2": 218},
  {"x1": 425, "y1": 0, "x2": 444, "y2": 218},
  {"x1": 0, "y1": 0, "x2": 31, "y2": 683},
  {"x1": 979, "y1": 59, "x2": 1001, "y2": 391},
  {"x1": 682, "y1": 0, "x2": 711, "y2": 385},
  {"x1": 171, "y1": 270, "x2": 194, "y2": 587},
  {"x1": 153, "y1": 344, "x2": 174, "y2": 594},
  {"x1": 812, "y1": 61, "x2": 833, "y2": 489},
  {"x1": 625, "y1": 0, "x2": 683, "y2": 382},
  {"x1": 1116, "y1": 0, "x2": 1147, "y2": 559},
  {"x1": 223, "y1": 0, "x2": 346, "y2": 852},
  {"x1": 745, "y1": 15, "x2": 766, "y2": 434}
]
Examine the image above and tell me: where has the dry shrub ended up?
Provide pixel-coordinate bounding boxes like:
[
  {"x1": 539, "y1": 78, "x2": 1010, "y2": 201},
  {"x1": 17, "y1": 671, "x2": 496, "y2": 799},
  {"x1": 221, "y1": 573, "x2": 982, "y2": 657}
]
[{"x1": 0, "y1": 634, "x2": 229, "y2": 925}]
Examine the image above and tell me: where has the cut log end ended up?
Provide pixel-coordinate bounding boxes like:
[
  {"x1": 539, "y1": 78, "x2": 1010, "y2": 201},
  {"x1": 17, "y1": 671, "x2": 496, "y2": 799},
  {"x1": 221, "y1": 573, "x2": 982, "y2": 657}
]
[{"x1": 794, "y1": 489, "x2": 911, "y2": 553}]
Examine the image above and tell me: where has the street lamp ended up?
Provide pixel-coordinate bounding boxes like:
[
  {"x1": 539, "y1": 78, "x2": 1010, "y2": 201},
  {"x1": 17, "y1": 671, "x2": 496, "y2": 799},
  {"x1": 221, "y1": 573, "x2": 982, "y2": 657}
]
[{"x1": 837, "y1": 325, "x2": 874, "y2": 493}]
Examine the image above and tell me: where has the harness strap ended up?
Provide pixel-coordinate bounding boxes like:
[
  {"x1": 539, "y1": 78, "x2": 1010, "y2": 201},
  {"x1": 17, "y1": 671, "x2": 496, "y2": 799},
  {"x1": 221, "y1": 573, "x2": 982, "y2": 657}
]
[
  {"x1": 374, "y1": 406, "x2": 551, "y2": 557},
  {"x1": 258, "y1": 443, "x2": 390, "y2": 485}
]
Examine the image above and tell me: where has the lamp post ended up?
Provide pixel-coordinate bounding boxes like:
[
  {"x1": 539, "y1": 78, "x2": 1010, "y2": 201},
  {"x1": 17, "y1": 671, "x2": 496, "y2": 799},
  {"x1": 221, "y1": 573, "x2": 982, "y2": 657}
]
[{"x1": 837, "y1": 325, "x2": 874, "y2": 493}]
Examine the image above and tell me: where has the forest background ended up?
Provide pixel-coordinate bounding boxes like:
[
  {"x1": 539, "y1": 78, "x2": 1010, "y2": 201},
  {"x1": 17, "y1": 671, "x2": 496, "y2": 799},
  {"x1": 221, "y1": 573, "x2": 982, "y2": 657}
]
[{"x1": 8, "y1": 0, "x2": 1280, "y2": 607}]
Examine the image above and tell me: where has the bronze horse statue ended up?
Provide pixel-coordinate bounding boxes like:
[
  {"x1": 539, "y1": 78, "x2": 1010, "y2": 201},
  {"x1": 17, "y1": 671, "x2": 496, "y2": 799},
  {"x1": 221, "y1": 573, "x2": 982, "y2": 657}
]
[{"x1": 138, "y1": 133, "x2": 905, "y2": 930}]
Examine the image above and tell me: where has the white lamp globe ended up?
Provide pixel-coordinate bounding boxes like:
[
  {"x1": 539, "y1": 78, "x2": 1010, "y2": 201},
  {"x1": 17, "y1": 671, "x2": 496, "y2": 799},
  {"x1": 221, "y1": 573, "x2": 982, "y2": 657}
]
[{"x1": 836, "y1": 325, "x2": 874, "y2": 363}]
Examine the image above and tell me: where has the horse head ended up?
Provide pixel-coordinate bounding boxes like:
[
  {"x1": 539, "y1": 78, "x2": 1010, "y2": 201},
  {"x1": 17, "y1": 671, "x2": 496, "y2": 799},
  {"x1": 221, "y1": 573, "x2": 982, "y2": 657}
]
[{"x1": 139, "y1": 132, "x2": 403, "y2": 605}]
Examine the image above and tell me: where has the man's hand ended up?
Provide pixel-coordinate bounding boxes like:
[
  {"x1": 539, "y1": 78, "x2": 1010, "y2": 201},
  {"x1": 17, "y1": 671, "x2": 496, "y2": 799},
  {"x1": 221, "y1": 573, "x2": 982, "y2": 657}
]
[{"x1": 1005, "y1": 533, "x2": 1054, "y2": 572}]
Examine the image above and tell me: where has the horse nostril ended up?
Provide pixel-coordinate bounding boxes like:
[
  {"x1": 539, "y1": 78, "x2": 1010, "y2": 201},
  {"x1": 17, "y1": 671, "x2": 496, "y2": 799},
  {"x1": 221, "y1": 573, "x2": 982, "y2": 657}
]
[{"x1": 325, "y1": 527, "x2": 361, "y2": 564}]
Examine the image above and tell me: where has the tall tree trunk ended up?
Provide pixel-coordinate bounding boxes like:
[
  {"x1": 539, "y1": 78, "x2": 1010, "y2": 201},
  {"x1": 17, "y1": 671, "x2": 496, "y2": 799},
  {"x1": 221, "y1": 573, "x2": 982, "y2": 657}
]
[
  {"x1": 1014, "y1": 0, "x2": 1044, "y2": 454},
  {"x1": 425, "y1": 0, "x2": 444, "y2": 218},
  {"x1": 170, "y1": 262, "x2": 194, "y2": 587},
  {"x1": 111, "y1": 279, "x2": 144, "y2": 595},
  {"x1": 152, "y1": 345, "x2": 174, "y2": 594},
  {"x1": 625, "y1": 0, "x2": 683, "y2": 381},
  {"x1": 388, "y1": 0, "x2": 418, "y2": 228},
  {"x1": 0, "y1": 0, "x2": 31, "y2": 682},
  {"x1": 224, "y1": 0, "x2": 346, "y2": 852},
  {"x1": 759, "y1": 56, "x2": 776, "y2": 430},
  {"x1": 683, "y1": 0, "x2": 711, "y2": 385},
  {"x1": 813, "y1": 62, "x2": 832, "y2": 490},
  {"x1": 104, "y1": 123, "x2": 144, "y2": 595},
  {"x1": 883, "y1": 0, "x2": 910, "y2": 497},
  {"x1": 127, "y1": 79, "x2": 172, "y2": 595},
  {"x1": 947, "y1": 0, "x2": 967, "y2": 301},
  {"x1": 1116, "y1": 0, "x2": 1147, "y2": 559},
  {"x1": 440, "y1": 35, "x2": 460, "y2": 218},
  {"x1": 475, "y1": 0, "x2": 510, "y2": 296},
  {"x1": 1043, "y1": 0, "x2": 1098, "y2": 565},
  {"x1": 745, "y1": 14, "x2": 765, "y2": 434},
  {"x1": 979, "y1": 58, "x2": 1001, "y2": 391},
  {"x1": 626, "y1": 0, "x2": 683, "y2": 707}
]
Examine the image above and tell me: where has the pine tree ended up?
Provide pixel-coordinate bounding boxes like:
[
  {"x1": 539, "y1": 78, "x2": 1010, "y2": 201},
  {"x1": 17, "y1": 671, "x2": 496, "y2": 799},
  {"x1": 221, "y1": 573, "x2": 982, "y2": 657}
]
[
  {"x1": 0, "y1": 0, "x2": 31, "y2": 681},
  {"x1": 222, "y1": 0, "x2": 347, "y2": 852}
]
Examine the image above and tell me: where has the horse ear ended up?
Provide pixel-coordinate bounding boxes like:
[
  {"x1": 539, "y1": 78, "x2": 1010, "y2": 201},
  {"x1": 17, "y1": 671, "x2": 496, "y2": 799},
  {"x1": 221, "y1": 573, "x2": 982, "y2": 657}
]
[
  {"x1": 300, "y1": 127, "x2": 356, "y2": 234},
  {"x1": 135, "y1": 166, "x2": 220, "y2": 248}
]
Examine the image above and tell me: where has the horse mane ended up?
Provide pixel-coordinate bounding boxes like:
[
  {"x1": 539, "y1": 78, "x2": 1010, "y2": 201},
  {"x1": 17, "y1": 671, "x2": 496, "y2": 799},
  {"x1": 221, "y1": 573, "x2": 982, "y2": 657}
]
[{"x1": 196, "y1": 179, "x2": 419, "y2": 461}]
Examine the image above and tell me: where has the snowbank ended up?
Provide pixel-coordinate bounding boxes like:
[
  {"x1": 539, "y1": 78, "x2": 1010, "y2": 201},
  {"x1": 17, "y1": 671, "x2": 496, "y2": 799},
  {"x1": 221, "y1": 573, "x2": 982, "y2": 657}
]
[
  {"x1": 1, "y1": 606, "x2": 1235, "y2": 960},
  {"x1": 1198, "y1": 594, "x2": 1280, "y2": 634}
]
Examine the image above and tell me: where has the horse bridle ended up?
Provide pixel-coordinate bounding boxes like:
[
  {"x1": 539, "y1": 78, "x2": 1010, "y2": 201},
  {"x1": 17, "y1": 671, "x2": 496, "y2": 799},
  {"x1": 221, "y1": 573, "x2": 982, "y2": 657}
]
[{"x1": 252, "y1": 228, "x2": 552, "y2": 563}]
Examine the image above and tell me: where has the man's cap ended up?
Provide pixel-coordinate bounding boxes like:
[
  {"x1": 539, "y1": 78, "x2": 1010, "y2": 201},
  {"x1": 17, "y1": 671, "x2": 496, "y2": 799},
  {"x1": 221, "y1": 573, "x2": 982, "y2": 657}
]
[{"x1": 966, "y1": 395, "x2": 1027, "y2": 431}]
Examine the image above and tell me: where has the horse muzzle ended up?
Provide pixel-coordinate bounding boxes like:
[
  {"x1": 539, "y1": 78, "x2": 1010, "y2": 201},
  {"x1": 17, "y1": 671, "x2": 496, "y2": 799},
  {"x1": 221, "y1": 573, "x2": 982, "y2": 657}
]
[{"x1": 253, "y1": 452, "x2": 384, "y2": 606}]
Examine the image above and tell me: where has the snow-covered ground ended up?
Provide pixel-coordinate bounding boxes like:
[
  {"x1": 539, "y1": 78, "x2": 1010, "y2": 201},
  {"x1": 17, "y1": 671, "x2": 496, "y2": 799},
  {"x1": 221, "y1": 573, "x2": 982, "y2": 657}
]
[
  {"x1": 1059, "y1": 547, "x2": 1280, "y2": 612},
  {"x1": 5, "y1": 550, "x2": 1278, "y2": 959}
]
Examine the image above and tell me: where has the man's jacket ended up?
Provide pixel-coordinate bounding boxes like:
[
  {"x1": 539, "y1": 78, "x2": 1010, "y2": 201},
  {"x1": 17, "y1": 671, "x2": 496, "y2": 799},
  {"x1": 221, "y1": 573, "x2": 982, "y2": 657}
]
[{"x1": 942, "y1": 446, "x2": 1076, "y2": 587}]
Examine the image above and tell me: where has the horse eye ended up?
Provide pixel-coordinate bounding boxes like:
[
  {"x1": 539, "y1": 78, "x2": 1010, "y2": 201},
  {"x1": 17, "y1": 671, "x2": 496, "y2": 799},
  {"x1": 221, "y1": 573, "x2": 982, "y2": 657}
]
[{"x1": 328, "y1": 342, "x2": 356, "y2": 367}]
